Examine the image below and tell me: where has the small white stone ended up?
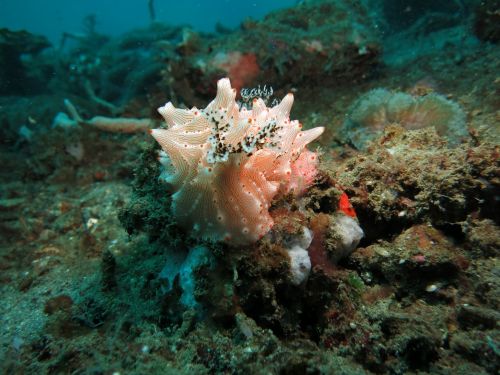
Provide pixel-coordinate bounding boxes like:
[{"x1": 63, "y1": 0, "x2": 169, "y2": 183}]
[
  {"x1": 425, "y1": 284, "x2": 438, "y2": 292},
  {"x1": 287, "y1": 245, "x2": 311, "y2": 285},
  {"x1": 374, "y1": 247, "x2": 390, "y2": 257},
  {"x1": 86, "y1": 218, "x2": 98, "y2": 229},
  {"x1": 329, "y1": 215, "x2": 364, "y2": 262},
  {"x1": 361, "y1": 272, "x2": 372, "y2": 283}
]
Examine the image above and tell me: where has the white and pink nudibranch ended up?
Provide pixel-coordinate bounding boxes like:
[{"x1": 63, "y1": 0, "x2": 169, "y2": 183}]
[{"x1": 151, "y1": 78, "x2": 324, "y2": 245}]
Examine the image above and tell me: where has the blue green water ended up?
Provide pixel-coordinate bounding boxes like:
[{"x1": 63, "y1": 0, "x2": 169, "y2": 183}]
[{"x1": 0, "y1": 0, "x2": 296, "y2": 43}]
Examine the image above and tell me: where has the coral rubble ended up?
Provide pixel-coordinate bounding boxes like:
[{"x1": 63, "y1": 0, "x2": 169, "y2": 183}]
[
  {"x1": 336, "y1": 125, "x2": 499, "y2": 241},
  {"x1": 165, "y1": 0, "x2": 381, "y2": 99}
]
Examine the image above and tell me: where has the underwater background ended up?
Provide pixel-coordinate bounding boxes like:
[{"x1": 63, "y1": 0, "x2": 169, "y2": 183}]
[{"x1": 0, "y1": 0, "x2": 499, "y2": 374}]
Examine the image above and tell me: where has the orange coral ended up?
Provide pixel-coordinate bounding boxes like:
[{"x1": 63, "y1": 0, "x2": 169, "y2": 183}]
[
  {"x1": 338, "y1": 192, "x2": 357, "y2": 218},
  {"x1": 151, "y1": 78, "x2": 323, "y2": 245},
  {"x1": 211, "y1": 52, "x2": 260, "y2": 91}
]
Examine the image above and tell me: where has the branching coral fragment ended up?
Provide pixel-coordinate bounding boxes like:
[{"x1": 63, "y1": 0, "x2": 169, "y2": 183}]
[{"x1": 53, "y1": 98, "x2": 153, "y2": 133}]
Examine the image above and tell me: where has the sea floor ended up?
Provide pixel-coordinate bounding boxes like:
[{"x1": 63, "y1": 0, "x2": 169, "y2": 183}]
[{"x1": 1, "y1": 17, "x2": 499, "y2": 375}]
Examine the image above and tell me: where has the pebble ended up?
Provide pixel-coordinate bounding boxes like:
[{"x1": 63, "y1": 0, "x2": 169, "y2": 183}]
[{"x1": 425, "y1": 284, "x2": 438, "y2": 292}]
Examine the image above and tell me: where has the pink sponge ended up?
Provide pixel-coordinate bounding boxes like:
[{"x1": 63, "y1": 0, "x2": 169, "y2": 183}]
[{"x1": 286, "y1": 149, "x2": 320, "y2": 196}]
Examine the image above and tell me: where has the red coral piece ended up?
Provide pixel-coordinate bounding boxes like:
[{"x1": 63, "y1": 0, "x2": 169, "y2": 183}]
[{"x1": 338, "y1": 192, "x2": 357, "y2": 217}]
